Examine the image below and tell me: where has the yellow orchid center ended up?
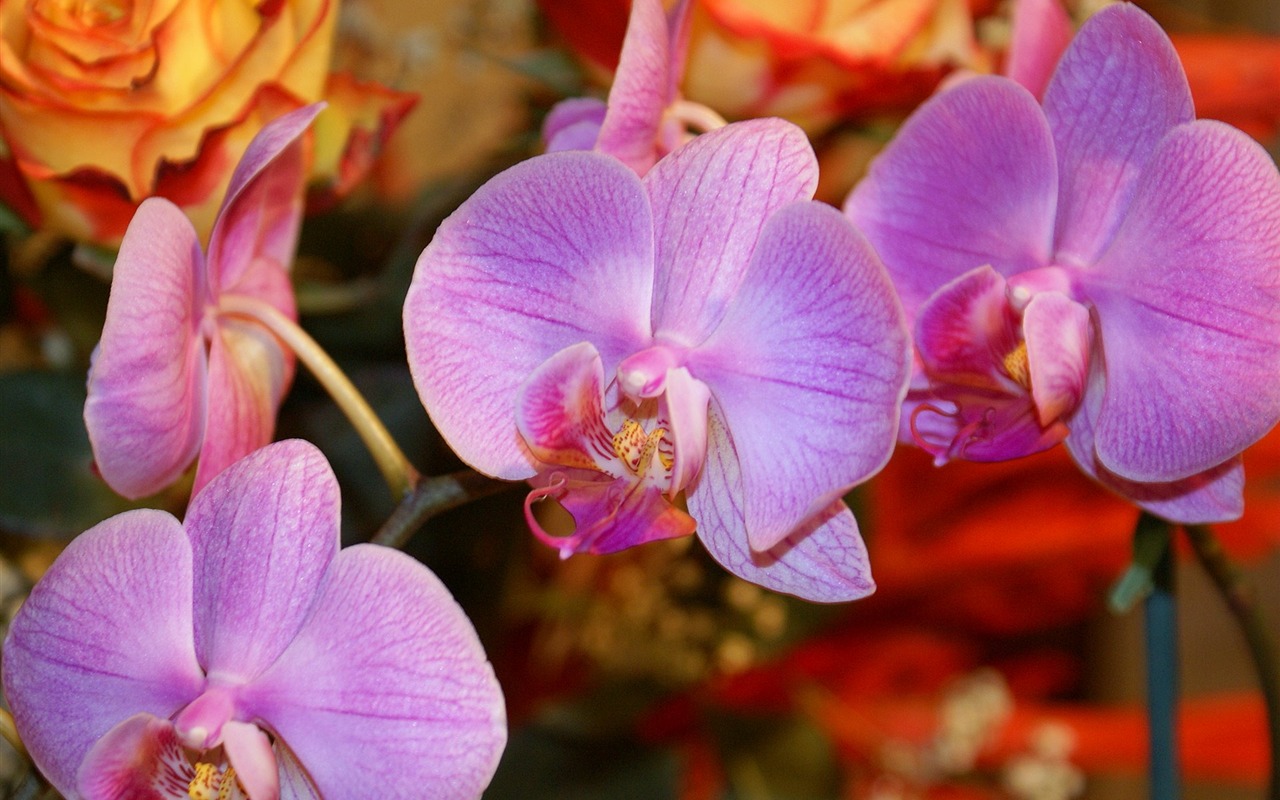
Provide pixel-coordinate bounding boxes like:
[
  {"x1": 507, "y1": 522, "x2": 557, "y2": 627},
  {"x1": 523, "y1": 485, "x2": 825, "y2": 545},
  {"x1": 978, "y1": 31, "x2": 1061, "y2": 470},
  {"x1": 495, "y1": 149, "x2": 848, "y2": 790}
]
[
  {"x1": 1002, "y1": 341, "x2": 1031, "y2": 390},
  {"x1": 188, "y1": 762, "x2": 242, "y2": 800},
  {"x1": 611, "y1": 419, "x2": 674, "y2": 476}
]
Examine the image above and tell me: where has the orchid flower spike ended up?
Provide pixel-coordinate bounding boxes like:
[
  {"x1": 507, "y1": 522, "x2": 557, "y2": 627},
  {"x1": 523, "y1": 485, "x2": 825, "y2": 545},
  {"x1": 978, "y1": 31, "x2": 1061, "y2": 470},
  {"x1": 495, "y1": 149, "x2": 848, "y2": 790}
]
[
  {"x1": 844, "y1": 3, "x2": 1280, "y2": 523},
  {"x1": 3, "y1": 439, "x2": 506, "y2": 800},
  {"x1": 85, "y1": 103, "x2": 321, "y2": 500},
  {"x1": 543, "y1": 0, "x2": 725, "y2": 175},
  {"x1": 405, "y1": 118, "x2": 911, "y2": 603}
]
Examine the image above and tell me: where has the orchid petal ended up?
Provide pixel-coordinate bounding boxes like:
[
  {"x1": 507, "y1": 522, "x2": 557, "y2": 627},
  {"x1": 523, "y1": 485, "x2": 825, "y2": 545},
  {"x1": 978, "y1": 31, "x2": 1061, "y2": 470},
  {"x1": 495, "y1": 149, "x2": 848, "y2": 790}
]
[
  {"x1": 663, "y1": 366, "x2": 710, "y2": 495},
  {"x1": 1066, "y1": 365, "x2": 1244, "y2": 522},
  {"x1": 276, "y1": 741, "x2": 323, "y2": 800},
  {"x1": 596, "y1": 0, "x2": 670, "y2": 174},
  {"x1": 77, "y1": 714, "x2": 192, "y2": 800},
  {"x1": 690, "y1": 412, "x2": 876, "y2": 602},
  {"x1": 1005, "y1": 0, "x2": 1072, "y2": 99},
  {"x1": 1023, "y1": 290, "x2": 1090, "y2": 426},
  {"x1": 1042, "y1": 4, "x2": 1193, "y2": 265},
  {"x1": 647, "y1": 119, "x2": 818, "y2": 342},
  {"x1": 222, "y1": 721, "x2": 279, "y2": 800},
  {"x1": 915, "y1": 266, "x2": 1021, "y2": 391},
  {"x1": 526, "y1": 471, "x2": 696, "y2": 557},
  {"x1": 191, "y1": 319, "x2": 292, "y2": 495},
  {"x1": 184, "y1": 440, "x2": 339, "y2": 682},
  {"x1": 844, "y1": 77, "x2": 1056, "y2": 319},
  {"x1": 515, "y1": 342, "x2": 615, "y2": 471},
  {"x1": 692, "y1": 202, "x2": 908, "y2": 550},
  {"x1": 244, "y1": 545, "x2": 506, "y2": 800},
  {"x1": 906, "y1": 391, "x2": 1068, "y2": 465},
  {"x1": 84, "y1": 197, "x2": 207, "y2": 500},
  {"x1": 208, "y1": 104, "x2": 321, "y2": 291},
  {"x1": 1083, "y1": 121, "x2": 1280, "y2": 482},
  {"x1": 2, "y1": 511, "x2": 203, "y2": 796},
  {"x1": 543, "y1": 97, "x2": 607, "y2": 153},
  {"x1": 405, "y1": 152, "x2": 654, "y2": 479}
]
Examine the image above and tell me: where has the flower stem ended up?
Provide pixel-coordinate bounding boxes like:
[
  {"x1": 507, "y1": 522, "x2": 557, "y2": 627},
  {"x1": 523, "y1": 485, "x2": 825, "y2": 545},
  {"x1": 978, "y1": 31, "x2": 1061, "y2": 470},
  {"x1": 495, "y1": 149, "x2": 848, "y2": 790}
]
[
  {"x1": 1185, "y1": 524, "x2": 1280, "y2": 800},
  {"x1": 371, "y1": 470, "x2": 511, "y2": 549},
  {"x1": 1143, "y1": 516, "x2": 1180, "y2": 800},
  {"x1": 219, "y1": 295, "x2": 418, "y2": 499}
]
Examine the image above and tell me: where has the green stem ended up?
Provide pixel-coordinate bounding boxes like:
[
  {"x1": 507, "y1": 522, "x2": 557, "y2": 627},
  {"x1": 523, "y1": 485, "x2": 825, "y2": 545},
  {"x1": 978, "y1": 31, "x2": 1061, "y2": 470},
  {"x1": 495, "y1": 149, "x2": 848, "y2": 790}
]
[
  {"x1": 371, "y1": 470, "x2": 511, "y2": 549},
  {"x1": 1185, "y1": 524, "x2": 1280, "y2": 800},
  {"x1": 219, "y1": 295, "x2": 418, "y2": 499}
]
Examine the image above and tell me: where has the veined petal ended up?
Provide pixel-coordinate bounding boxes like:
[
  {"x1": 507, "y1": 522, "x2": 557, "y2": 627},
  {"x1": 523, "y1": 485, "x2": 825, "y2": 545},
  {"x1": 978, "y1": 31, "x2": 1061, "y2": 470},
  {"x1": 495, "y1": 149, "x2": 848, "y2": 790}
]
[
  {"x1": 405, "y1": 151, "x2": 654, "y2": 479},
  {"x1": 844, "y1": 77, "x2": 1057, "y2": 320},
  {"x1": 689, "y1": 410, "x2": 876, "y2": 602},
  {"x1": 596, "y1": 0, "x2": 671, "y2": 174},
  {"x1": 692, "y1": 202, "x2": 909, "y2": 550},
  {"x1": 208, "y1": 104, "x2": 320, "y2": 292},
  {"x1": 77, "y1": 714, "x2": 193, "y2": 800},
  {"x1": 1023, "y1": 290, "x2": 1090, "y2": 426},
  {"x1": 276, "y1": 741, "x2": 322, "y2": 800},
  {"x1": 1066, "y1": 366, "x2": 1244, "y2": 522},
  {"x1": 515, "y1": 342, "x2": 615, "y2": 471},
  {"x1": 915, "y1": 266, "x2": 1021, "y2": 392},
  {"x1": 1083, "y1": 121, "x2": 1280, "y2": 481},
  {"x1": 2, "y1": 511, "x2": 203, "y2": 797},
  {"x1": 192, "y1": 318, "x2": 293, "y2": 495},
  {"x1": 543, "y1": 97, "x2": 607, "y2": 153},
  {"x1": 84, "y1": 197, "x2": 207, "y2": 500},
  {"x1": 526, "y1": 471, "x2": 696, "y2": 557},
  {"x1": 1042, "y1": 4, "x2": 1193, "y2": 265},
  {"x1": 184, "y1": 440, "x2": 339, "y2": 682},
  {"x1": 243, "y1": 545, "x2": 507, "y2": 800},
  {"x1": 646, "y1": 119, "x2": 817, "y2": 343}
]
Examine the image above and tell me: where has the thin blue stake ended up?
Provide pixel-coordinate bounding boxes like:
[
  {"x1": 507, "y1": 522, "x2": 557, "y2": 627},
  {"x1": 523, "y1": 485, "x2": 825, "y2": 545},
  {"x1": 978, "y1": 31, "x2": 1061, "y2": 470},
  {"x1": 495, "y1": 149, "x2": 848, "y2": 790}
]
[{"x1": 1145, "y1": 529, "x2": 1180, "y2": 800}]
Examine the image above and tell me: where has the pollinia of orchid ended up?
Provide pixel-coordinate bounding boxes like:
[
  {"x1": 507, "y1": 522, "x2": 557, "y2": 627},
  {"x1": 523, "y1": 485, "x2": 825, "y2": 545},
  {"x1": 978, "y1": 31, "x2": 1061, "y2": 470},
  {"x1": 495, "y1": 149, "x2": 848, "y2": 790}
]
[{"x1": 4, "y1": 1, "x2": 1280, "y2": 798}]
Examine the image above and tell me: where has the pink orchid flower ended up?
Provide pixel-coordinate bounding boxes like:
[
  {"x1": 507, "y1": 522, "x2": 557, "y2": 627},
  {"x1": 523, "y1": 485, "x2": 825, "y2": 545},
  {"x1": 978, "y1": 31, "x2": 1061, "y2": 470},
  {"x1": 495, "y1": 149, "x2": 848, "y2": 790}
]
[
  {"x1": 844, "y1": 4, "x2": 1280, "y2": 523},
  {"x1": 84, "y1": 104, "x2": 320, "y2": 500},
  {"x1": 405, "y1": 119, "x2": 910, "y2": 602},
  {"x1": 543, "y1": 0, "x2": 723, "y2": 175},
  {"x1": 2, "y1": 439, "x2": 506, "y2": 799}
]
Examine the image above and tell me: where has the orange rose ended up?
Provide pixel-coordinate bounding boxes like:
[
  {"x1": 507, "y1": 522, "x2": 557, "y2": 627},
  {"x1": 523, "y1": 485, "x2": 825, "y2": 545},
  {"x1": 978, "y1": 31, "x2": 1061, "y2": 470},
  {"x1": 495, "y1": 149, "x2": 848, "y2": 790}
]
[
  {"x1": 0, "y1": 0, "x2": 336, "y2": 244},
  {"x1": 539, "y1": 0, "x2": 996, "y2": 134}
]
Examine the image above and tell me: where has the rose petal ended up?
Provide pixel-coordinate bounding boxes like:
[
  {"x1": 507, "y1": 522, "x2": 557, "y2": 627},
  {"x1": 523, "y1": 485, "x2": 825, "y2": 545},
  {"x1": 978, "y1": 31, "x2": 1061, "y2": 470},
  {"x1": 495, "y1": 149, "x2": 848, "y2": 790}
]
[
  {"x1": 646, "y1": 118, "x2": 818, "y2": 343},
  {"x1": 184, "y1": 439, "x2": 340, "y2": 682},
  {"x1": 844, "y1": 77, "x2": 1056, "y2": 319},
  {"x1": 1042, "y1": 4, "x2": 1193, "y2": 265},
  {"x1": 595, "y1": 0, "x2": 671, "y2": 174},
  {"x1": 208, "y1": 104, "x2": 321, "y2": 293},
  {"x1": 243, "y1": 545, "x2": 506, "y2": 800},
  {"x1": 84, "y1": 197, "x2": 208, "y2": 499},
  {"x1": 77, "y1": 714, "x2": 193, "y2": 800},
  {"x1": 689, "y1": 410, "x2": 876, "y2": 602},
  {"x1": 191, "y1": 318, "x2": 292, "y2": 495},
  {"x1": 1083, "y1": 121, "x2": 1280, "y2": 481},
  {"x1": 692, "y1": 202, "x2": 908, "y2": 550},
  {"x1": 404, "y1": 151, "x2": 654, "y2": 479},
  {"x1": 2, "y1": 511, "x2": 203, "y2": 796}
]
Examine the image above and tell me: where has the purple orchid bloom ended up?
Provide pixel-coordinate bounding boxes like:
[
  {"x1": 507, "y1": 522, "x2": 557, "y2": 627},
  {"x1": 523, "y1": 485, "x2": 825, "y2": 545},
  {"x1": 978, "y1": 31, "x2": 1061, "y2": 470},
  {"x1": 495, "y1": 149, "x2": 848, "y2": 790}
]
[
  {"x1": 404, "y1": 119, "x2": 910, "y2": 602},
  {"x1": 543, "y1": 0, "x2": 723, "y2": 175},
  {"x1": 3, "y1": 439, "x2": 506, "y2": 799},
  {"x1": 844, "y1": 3, "x2": 1280, "y2": 523},
  {"x1": 84, "y1": 104, "x2": 320, "y2": 500}
]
